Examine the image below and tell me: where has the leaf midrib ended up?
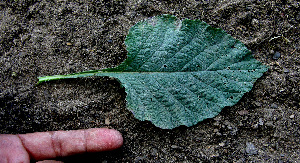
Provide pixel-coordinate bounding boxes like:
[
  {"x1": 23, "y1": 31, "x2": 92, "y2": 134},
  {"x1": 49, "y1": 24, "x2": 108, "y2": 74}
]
[{"x1": 38, "y1": 67, "x2": 265, "y2": 83}]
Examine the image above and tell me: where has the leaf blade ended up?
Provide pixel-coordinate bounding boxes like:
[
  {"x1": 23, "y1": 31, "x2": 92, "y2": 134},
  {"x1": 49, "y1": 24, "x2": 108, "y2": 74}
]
[
  {"x1": 38, "y1": 15, "x2": 268, "y2": 129},
  {"x1": 105, "y1": 15, "x2": 268, "y2": 129}
]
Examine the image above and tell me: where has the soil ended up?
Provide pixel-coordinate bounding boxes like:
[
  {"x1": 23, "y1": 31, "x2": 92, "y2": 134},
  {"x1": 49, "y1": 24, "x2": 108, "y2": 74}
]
[{"x1": 0, "y1": 0, "x2": 299, "y2": 162}]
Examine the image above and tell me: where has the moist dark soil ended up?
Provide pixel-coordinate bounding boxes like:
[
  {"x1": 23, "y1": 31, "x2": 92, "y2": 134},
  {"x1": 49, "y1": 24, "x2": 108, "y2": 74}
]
[{"x1": 0, "y1": 0, "x2": 299, "y2": 162}]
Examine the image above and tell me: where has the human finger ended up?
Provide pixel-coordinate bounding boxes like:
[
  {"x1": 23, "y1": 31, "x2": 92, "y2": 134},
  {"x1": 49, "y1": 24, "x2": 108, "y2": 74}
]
[{"x1": 0, "y1": 128, "x2": 123, "y2": 162}]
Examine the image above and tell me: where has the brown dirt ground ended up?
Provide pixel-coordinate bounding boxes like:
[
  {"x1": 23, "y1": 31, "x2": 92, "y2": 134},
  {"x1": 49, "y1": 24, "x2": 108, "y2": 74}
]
[{"x1": 0, "y1": 0, "x2": 299, "y2": 162}]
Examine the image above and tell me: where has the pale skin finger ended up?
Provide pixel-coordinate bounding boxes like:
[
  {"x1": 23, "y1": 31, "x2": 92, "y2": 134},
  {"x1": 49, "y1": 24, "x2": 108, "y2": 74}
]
[{"x1": 0, "y1": 128, "x2": 123, "y2": 163}]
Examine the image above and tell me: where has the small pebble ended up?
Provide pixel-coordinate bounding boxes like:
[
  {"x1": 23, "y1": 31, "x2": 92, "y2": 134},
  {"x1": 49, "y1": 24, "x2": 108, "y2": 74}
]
[
  {"x1": 283, "y1": 68, "x2": 290, "y2": 73},
  {"x1": 259, "y1": 118, "x2": 264, "y2": 126},
  {"x1": 213, "y1": 121, "x2": 220, "y2": 126},
  {"x1": 213, "y1": 115, "x2": 222, "y2": 121},
  {"x1": 251, "y1": 18, "x2": 259, "y2": 25},
  {"x1": 134, "y1": 156, "x2": 146, "y2": 162},
  {"x1": 11, "y1": 72, "x2": 17, "y2": 77},
  {"x1": 171, "y1": 145, "x2": 179, "y2": 149},
  {"x1": 273, "y1": 51, "x2": 281, "y2": 60},
  {"x1": 74, "y1": 41, "x2": 81, "y2": 47},
  {"x1": 254, "y1": 101, "x2": 262, "y2": 107},
  {"x1": 105, "y1": 118, "x2": 110, "y2": 125},
  {"x1": 216, "y1": 132, "x2": 222, "y2": 136},
  {"x1": 219, "y1": 142, "x2": 225, "y2": 147},
  {"x1": 270, "y1": 103, "x2": 278, "y2": 109},
  {"x1": 246, "y1": 142, "x2": 258, "y2": 155},
  {"x1": 252, "y1": 124, "x2": 259, "y2": 129},
  {"x1": 150, "y1": 148, "x2": 158, "y2": 156},
  {"x1": 66, "y1": 42, "x2": 72, "y2": 46},
  {"x1": 289, "y1": 114, "x2": 295, "y2": 119},
  {"x1": 238, "y1": 110, "x2": 248, "y2": 115}
]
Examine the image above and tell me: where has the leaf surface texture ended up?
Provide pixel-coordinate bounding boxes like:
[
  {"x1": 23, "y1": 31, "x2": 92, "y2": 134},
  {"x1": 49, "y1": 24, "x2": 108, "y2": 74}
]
[{"x1": 39, "y1": 15, "x2": 268, "y2": 129}]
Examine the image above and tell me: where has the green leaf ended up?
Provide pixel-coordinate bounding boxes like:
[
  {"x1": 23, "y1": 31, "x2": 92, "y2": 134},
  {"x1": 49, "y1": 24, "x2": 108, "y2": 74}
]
[{"x1": 38, "y1": 15, "x2": 268, "y2": 129}]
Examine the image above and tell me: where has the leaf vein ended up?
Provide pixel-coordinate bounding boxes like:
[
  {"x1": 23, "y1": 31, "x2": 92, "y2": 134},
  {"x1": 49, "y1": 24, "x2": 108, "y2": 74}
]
[{"x1": 136, "y1": 25, "x2": 171, "y2": 71}]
